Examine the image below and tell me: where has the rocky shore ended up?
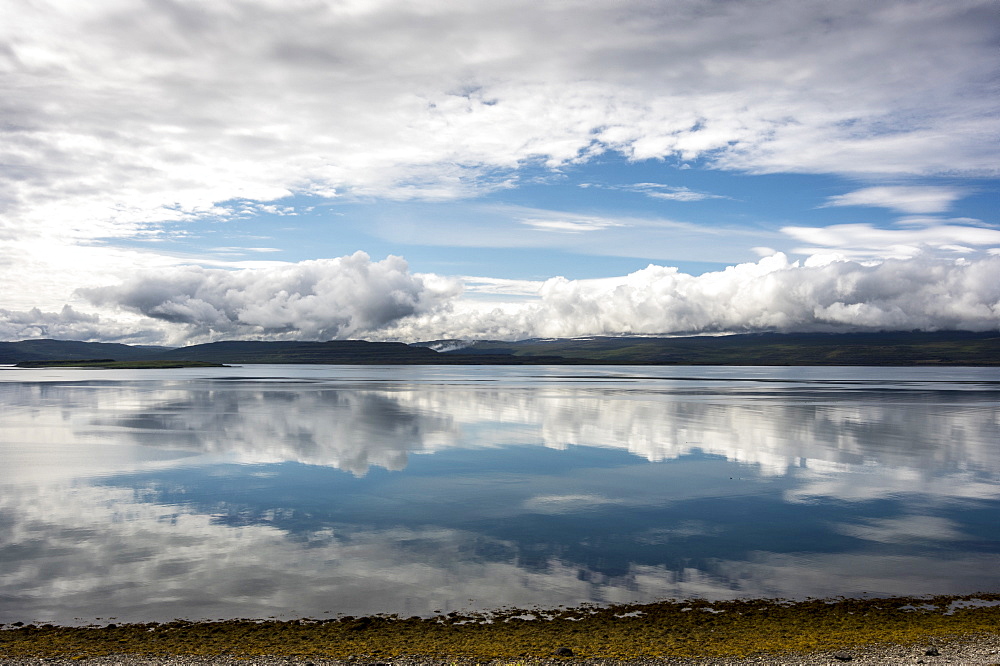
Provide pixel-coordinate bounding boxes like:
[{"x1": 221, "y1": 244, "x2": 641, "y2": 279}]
[
  {"x1": 3, "y1": 636, "x2": 1000, "y2": 665},
  {"x1": 3, "y1": 596, "x2": 1000, "y2": 665}
]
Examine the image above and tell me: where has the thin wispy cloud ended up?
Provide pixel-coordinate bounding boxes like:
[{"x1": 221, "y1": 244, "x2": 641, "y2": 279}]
[
  {"x1": 645, "y1": 188, "x2": 726, "y2": 202},
  {"x1": 519, "y1": 216, "x2": 626, "y2": 234},
  {"x1": 784, "y1": 223, "x2": 1000, "y2": 259},
  {"x1": 822, "y1": 186, "x2": 967, "y2": 214},
  {"x1": 210, "y1": 247, "x2": 283, "y2": 254},
  {"x1": 580, "y1": 183, "x2": 728, "y2": 202}
]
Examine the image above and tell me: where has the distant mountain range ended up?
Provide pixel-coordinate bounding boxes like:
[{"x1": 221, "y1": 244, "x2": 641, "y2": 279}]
[
  {"x1": 0, "y1": 339, "x2": 176, "y2": 364},
  {"x1": 1, "y1": 330, "x2": 998, "y2": 366},
  {"x1": 416, "y1": 330, "x2": 1000, "y2": 366},
  {"x1": 0, "y1": 339, "x2": 565, "y2": 366}
]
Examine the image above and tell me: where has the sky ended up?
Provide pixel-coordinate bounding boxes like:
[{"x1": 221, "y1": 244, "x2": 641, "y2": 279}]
[{"x1": 1, "y1": 0, "x2": 998, "y2": 345}]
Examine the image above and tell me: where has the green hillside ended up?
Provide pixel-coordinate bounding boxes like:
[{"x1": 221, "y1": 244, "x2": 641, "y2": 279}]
[
  {"x1": 2, "y1": 331, "x2": 997, "y2": 366},
  {"x1": 157, "y1": 340, "x2": 565, "y2": 364},
  {"x1": 442, "y1": 331, "x2": 1000, "y2": 366},
  {"x1": 14, "y1": 359, "x2": 226, "y2": 369},
  {"x1": 0, "y1": 339, "x2": 169, "y2": 364},
  {"x1": 0, "y1": 339, "x2": 563, "y2": 365},
  {"x1": 159, "y1": 340, "x2": 439, "y2": 364}
]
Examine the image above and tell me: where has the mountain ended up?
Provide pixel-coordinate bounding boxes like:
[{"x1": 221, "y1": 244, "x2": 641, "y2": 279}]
[
  {"x1": 0, "y1": 339, "x2": 171, "y2": 364},
  {"x1": 158, "y1": 340, "x2": 572, "y2": 365},
  {"x1": 0, "y1": 338, "x2": 564, "y2": 365},
  {"x1": 424, "y1": 330, "x2": 1000, "y2": 366}
]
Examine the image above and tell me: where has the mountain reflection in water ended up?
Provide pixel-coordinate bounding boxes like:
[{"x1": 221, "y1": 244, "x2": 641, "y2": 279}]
[{"x1": 0, "y1": 365, "x2": 998, "y2": 624}]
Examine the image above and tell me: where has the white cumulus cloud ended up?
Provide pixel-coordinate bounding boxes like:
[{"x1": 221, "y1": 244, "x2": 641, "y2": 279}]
[
  {"x1": 19, "y1": 253, "x2": 997, "y2": 344},
  {"x1": 0, "y1": 306, "x2": 104, "y2": 342},
  {"x1": 80, "y1": 252, "x2": 461, "y2": 341},
  {"x1": 383, "y1": 254, "x2": 1000, "y2": 340}
]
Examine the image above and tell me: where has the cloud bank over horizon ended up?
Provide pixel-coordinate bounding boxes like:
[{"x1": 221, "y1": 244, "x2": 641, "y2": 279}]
[
  {"x1": 1, "y1": 251, "x2": 996, "y2": 345},
  {"x1": 377, "y1": 252, "x2": 1000, "y2": 342}
]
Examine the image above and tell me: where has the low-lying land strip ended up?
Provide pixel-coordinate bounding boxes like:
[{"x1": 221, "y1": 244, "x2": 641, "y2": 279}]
[{"x1": 13, "y1": 359, "x2": 228, "y2": 369}]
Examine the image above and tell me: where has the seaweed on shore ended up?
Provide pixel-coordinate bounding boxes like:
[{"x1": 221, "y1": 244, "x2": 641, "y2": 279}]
[{"x1": 3, "y1": 594, "x2": 1000, "y2": 660}]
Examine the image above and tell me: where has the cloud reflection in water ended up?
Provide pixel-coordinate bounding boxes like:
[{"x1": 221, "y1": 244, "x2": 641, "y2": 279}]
[{"x1": 0, "y1": 366, "x2": 998, "y2": 624}]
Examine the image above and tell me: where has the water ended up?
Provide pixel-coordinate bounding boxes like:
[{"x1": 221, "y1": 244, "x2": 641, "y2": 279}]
[{"x1": 0, "y1": 364, "x2": 997, "y2": 625}]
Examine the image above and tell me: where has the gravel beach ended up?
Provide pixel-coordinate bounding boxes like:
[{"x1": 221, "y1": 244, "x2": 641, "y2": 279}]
[
  {"x1": 1, "y1": 632, "x2": 1000, "y2": 664},
  {"x1": 3, "y1": 634, "x2": 1000, "y2": 665}
]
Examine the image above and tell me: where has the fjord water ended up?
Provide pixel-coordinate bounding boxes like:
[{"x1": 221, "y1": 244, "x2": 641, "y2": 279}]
[{"x1": 1, "y1": 364, "x2": 998, "y2": 625}]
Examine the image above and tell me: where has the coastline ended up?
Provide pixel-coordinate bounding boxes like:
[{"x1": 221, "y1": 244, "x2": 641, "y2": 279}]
[
  {"x1": 3, "y1": 596, "x2": 1000, "y2": 664},
  {"x1": 2, "y1": 635, "x2": 1000, "y2": 664},
  {"x1": 0, "y1": 634, "x2": 998, "y2": 664}
]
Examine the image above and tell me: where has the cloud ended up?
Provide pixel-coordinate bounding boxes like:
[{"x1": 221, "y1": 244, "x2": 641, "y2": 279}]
[
  {"x1": 0, "y1": 305, "x2": 100, "y2": 341},
  {"x1": 0, "y1": 482, "x2": 680, "y2": 623},
  {"x1": 61, "y1": 251, "x2": 1000, "y2": 344},
  {"x1": 835, "y1": 516, "x2": 969, "y2": 544},
  {"x1": 522, "y1": 494, "x2": 626, "y2": 514},
  {"x1": 784, "y1": 222, "x2": 1000, "y2": 259},
  {"x1": 209, "y1": 247, "x2": 282, "y2": 255},
  {"x1": 80, "y1": 252, "x2": 461, "y2": 341},
  {"x1": 364, "y1": 203, "x2": 771, "y2": 264},
  {"x1": 532, "y1": 254, "x2": 1000, "y2": 335},
  {"x1": 2, "y1": 0, "x2": 997, "y2": 241},
  {"x1": 460, "y1": 276, "x2": 544, "y2": 298},
  {"x1": 2, "y1": 0, "x2": 997, "y2": 344},
  {"x1": 4, "y1": 372, "x2": 998, "y2": 622},
  {"x1": 384, "y1": 254, "x2": 1000, "y2": 340},
  {"x1": 16, "y1": 477, "x2": 992, "y2": 623},
  {"x1": 644, "y1": 187, "x2": 726, "y2": 202},
  {"x1": 519, "y1": 215, "x2": 625, "y2": 233},
  {"x1": 9, "y1": 363, "x2": 997, "y2": 483},
  {"x1": 822, "y1": 186, "x2": 967, "y2": 214},
  {"x1": 709, "y1": 551, "x2": 1000, "y2": 601},
  {"x1": 24, "y1": 251, "x2": 997, "y2": 344},
  {"x1": 580, "y1": 183, "x2": 727, "y2": 202},
  {"x1": 0, "y1": 305, "x2": 167, "y2": 344}
]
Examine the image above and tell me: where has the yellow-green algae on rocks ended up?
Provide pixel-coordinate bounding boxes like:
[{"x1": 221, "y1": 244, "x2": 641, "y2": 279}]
[{"x1": 2, "y1": 595, "x2": 1000, "y2": 661}]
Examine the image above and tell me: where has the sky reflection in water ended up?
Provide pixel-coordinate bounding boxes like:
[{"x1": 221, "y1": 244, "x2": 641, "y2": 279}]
[{"x1": 0, "y1": 365, "x2": 998, "y2": 624}]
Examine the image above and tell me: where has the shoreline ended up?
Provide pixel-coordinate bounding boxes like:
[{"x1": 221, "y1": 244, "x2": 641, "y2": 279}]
[
  {"x1": 0, "y1": 635, "x2": 998, "y2": 664},
  {"x1": 3, "y1": 636, "x2": 1000, "y2": 664},
  {"x1": 4, "y1": 595, "x2": 1000, "y2": 663}
]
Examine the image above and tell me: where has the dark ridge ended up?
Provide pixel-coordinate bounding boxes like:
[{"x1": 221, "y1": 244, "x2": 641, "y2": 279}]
[
  {"x1": 14, "y1": 359, "x2": 227, "y2": 369},
  {"x1": 0, "y1": 339, "x2": 171, "y2": 364},
  {"x1": 1, "y1": 331, "x2": 997, "y2": 366},
  {"x1": 157, "y1": 340, "x2": 572, "y2": 365},
  {"x1": 440, "y1": 330, "x2": 1000, "y2": 366}
]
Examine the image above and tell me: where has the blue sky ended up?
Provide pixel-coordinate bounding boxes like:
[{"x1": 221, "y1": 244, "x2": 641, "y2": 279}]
[
  {"x1": 1, "y1": 0, "x2": 998, "y2": 344},
  {"x1": 166, "y1": 165, "x2": 997, "y2": 279}
]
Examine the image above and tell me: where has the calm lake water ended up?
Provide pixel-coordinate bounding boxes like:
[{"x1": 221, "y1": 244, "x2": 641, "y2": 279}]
[{"x1": 1, "y1": 364, "x2": 998, "y2": 625}]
